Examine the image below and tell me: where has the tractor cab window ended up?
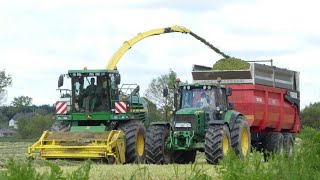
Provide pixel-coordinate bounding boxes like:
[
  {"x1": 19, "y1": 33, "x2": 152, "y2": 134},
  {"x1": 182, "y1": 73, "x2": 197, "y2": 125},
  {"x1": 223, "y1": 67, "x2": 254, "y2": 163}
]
[
  {"x1": 218, "y1": 88, "x2": 227, "y2": 109},
  {"x1": 181, "y1": 87, "x2": 217, "y2": 109}
]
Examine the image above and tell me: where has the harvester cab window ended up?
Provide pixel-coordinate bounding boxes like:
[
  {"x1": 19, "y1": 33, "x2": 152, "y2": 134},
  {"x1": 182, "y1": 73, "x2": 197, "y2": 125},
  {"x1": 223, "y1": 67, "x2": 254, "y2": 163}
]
[{"x1": 70, "y1": 74, "x2": 110, "y2": 113}]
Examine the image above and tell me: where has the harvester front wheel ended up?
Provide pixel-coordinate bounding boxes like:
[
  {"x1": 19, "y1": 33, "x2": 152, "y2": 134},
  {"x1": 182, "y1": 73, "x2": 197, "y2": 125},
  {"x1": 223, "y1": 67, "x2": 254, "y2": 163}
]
[
  {"x1": 205, "y1": 124, "x2": 231, "y2": 164},
  {"x1": 231, "y1": 116, "x2": 251, "y2": 158},
  {"x1": 172, "y1": 150, "x2": 196, "y2": 164},
  {"x1": 145, "y1": 125, "x2": 172, "y2": 164},
  {"x1": 283, "y1": 132, "x2": 294, "y2": 156},
  {"x1": 118, "y1": 120, "x2": 146, "y2": 163}
]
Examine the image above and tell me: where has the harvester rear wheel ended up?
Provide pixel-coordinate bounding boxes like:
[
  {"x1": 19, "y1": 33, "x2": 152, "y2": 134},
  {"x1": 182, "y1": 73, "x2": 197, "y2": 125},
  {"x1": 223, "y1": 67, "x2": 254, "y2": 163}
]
[
  {"x1": 231, "y1": 116, "x2": 251, "y2": 158},
  {"x1": 118, "y1": 120, "x2": 146, "y2": 163},
  {"x1": 172, "y1": 150, "x2": 196, "y2": 164},
  {"x1": 205, "y1": 124, "x2": 231, "y2": 164},
  {"x1": 263, "y1": 132, "x2": 284, "y2": 157},
  {"x1": 145, "y1": 125, "x2": 172, "y2": 164},
  {"x1": 283, "y1": 132, "x2": 294, "y2": 156}
]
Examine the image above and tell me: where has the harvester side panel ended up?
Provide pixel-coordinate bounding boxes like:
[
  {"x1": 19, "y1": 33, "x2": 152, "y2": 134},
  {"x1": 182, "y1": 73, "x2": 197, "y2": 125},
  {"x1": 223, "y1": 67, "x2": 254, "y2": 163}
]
[{"x1": 228, "y1": 84, "x2": 300, "y2": 133}]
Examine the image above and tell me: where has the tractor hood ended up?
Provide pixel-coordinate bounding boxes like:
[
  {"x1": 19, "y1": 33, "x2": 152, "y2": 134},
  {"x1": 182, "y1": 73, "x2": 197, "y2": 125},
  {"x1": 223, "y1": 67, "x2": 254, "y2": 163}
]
[{"x1": 176, "y1": 108, "x2": 203, "y2": 115}]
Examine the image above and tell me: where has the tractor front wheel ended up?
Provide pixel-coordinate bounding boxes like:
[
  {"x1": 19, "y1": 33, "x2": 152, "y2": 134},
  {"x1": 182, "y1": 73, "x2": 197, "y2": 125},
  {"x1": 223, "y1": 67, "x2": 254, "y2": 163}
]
[
  {"x1": 205, "y1": 124, "x2": 231, "y2": 164},
  {"x1": 118, "y1": 120, "x2": 146, "y2": 163}
]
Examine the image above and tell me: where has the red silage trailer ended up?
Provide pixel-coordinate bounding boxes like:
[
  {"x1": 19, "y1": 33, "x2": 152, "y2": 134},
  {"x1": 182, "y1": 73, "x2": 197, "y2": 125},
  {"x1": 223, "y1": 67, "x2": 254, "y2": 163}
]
[{"x1": 228, "y1": 84, "x2": 300, "y2": 133}]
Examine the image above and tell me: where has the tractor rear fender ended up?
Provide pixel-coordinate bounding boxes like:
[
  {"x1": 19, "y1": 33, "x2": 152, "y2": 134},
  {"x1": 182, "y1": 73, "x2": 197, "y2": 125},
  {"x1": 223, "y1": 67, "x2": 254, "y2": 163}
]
[{"x1": 224, "y1": 110, "x2": 243, "y2": 130}]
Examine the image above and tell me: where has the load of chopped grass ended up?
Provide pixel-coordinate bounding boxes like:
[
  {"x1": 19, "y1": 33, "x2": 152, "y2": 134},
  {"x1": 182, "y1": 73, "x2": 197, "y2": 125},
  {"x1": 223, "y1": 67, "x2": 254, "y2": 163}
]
[{"x1": 213, "y1": 57, "x2": 250, "y2": 70}]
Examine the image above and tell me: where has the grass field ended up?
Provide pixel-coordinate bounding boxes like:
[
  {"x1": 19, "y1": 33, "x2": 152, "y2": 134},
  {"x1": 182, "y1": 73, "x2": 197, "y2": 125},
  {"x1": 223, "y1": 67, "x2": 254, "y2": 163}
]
[
  {"x1": 0, "y1": 141, "x2": 218, "y2": 179},
  {"x1": 1, "y1": 128, "x2": 319, "y2": 180}
]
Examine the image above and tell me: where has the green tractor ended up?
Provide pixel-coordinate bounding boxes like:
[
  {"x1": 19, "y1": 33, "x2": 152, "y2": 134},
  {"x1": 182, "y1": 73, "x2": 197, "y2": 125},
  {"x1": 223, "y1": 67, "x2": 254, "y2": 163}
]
[
  {"x1": 145, "y1": 80, "x2": 251, "y2": 164},
  {"x1": 28, "y1": 69, "x2": 148, "y2": 164}
]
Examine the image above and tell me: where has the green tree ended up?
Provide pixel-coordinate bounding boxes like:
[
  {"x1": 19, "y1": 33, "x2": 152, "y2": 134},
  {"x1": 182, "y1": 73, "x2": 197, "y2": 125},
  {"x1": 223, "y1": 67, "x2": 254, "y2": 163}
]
[
  {"x1": 0, "y1": 69, "x2": 12, "y2": 105},
  {"x1": 17, "y1": 114, "x2": 54, "y2": 139},
  {"x1": 301, "y1": 102, "x2": 320, "y2": 130},
  {"x1": 144, "y1": 69, "x2": 177, "y2": 121},
  {"x1": 142, "y1": 97, "x2": 162, "y2": 124},
  {"x1": 11, "y1": 96, "x2": 33, "y2": 107}
]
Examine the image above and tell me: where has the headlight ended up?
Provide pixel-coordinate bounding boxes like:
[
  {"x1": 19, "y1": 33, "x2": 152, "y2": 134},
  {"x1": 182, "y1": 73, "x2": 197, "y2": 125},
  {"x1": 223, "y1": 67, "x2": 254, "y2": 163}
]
[
  {"x1": 175, "y1": 122, "x2": 192, "y2": 128},
  {"x1": 203, "y1": 85, "x2": 207, "y2": 89},
  {"x1": 187, "y1": 86, "x2": 190, "y2": 90}
]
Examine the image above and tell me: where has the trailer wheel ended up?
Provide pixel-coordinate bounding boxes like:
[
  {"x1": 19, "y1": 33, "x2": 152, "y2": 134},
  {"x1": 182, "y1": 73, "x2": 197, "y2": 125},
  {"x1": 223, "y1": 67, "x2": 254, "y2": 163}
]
[
  {"x1": 283, "y1": 132, "x2": 294, "y2": 156},
  {"x1": 172, "y1": 150, "x2": 196, "y2": 164},
  {"x1": 205, "y1": 124, "x2": 231, "y2": 164},
  {"x1": 145, "y1": 125, "x2": 172, "y2": 164},
  {"x1": 263, "y1": 132, "x2": 284, "y2": 156},
  {"x1": 231, "y1": 116, "x2": 251, "y2": 158},
  {"x1": 118, "y1": 120, "x2": 146, "y2": 163}
]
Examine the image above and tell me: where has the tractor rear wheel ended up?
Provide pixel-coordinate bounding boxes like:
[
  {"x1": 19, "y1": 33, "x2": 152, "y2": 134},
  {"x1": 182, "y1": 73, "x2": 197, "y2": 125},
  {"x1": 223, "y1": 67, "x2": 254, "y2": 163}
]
[
  {"x1": 205, "y1": 124, "x2": 231, "y2": 164},
  {"x1": 145, "y1": 125, "x2": 172, "y2": 164},
  {"x1": 230, "y1": 116, "x2": 251, "y2": 158},
  {"x1": 283, "y1": 132, "x2": 294, "y2": 156},
  {"x1": 263, "y1": 132, "x2": 284, "y2": 156},
  {"x1": 118, "y1": 120, "x2": 146, "y2": 163},
  {"x1": 172, "y1": 150, "x2": 196, "y2": 164}
]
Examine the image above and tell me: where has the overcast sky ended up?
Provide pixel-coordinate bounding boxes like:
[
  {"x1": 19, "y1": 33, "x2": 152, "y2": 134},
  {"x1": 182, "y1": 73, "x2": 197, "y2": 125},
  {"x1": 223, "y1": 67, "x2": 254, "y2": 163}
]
[{"x1": 1, "y1": 0, "x2": 319, "y2": 109}]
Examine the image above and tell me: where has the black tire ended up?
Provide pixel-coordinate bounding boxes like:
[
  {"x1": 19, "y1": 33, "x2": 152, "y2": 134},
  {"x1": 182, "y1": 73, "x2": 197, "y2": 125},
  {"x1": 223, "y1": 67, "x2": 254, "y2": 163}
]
[
  {"x1": 283, "y1": 132, "x2": 294, "y2": 156},
  {"x1": 205, "y1": 124, "x2": 231, "y2": 164},
  {"x1": 263, "y1": 132, "x2": 284, "y2": 156},
  {"x1": 231, "y1": 116, "x2": 251, "y2": 157},
  {"x1": 172, "y1": 150, "x2": 196, "y2": 164},
  {"x1": 118, "y1": 120, "x2": 146, "y2": 163},
  {"x1": 145, "y1": 125, "x2": 172, "y2": 164}
]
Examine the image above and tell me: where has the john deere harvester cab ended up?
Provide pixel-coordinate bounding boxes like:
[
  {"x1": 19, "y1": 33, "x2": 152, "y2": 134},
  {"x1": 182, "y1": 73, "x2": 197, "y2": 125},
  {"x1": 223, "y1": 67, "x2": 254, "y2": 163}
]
[
  {"x1": 146, "y1": 80, "x2": 251, "y2": 164},
  {"x1": 28, "y1": 69, "x2": 148, "y2": 164}
]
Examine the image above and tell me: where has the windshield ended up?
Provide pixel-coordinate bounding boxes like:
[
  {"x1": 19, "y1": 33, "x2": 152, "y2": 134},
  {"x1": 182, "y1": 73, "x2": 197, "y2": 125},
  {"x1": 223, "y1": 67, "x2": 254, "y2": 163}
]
[{"x1": 181, "y1": 88, "x2": 217, "y2": 109}]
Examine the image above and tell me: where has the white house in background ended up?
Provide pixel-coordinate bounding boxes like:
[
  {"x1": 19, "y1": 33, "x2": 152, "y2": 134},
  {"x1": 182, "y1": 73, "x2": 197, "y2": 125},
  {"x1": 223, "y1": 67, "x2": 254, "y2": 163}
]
[
  {"x1": 8, "y1": 119, "x2": 17, "y2": 129},
  {"x1": 8, "y1": 112, "x2": 33, "y2": 129}
]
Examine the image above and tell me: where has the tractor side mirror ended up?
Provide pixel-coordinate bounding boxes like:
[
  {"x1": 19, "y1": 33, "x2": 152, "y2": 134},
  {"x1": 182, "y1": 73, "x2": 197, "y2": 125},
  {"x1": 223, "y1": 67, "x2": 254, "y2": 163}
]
[
  {"x1": 114, "y1": 74, "x2": 121, "y2": 85},
  {"x1": 58, "y1": 75, "x2": 64, "y2": 88},
  {"x1": 226, "y1": 88, "x2": 232, "y2": 96},
  {"x1": 163, "y1": 88, "x2": 169, "y2": 98}
]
